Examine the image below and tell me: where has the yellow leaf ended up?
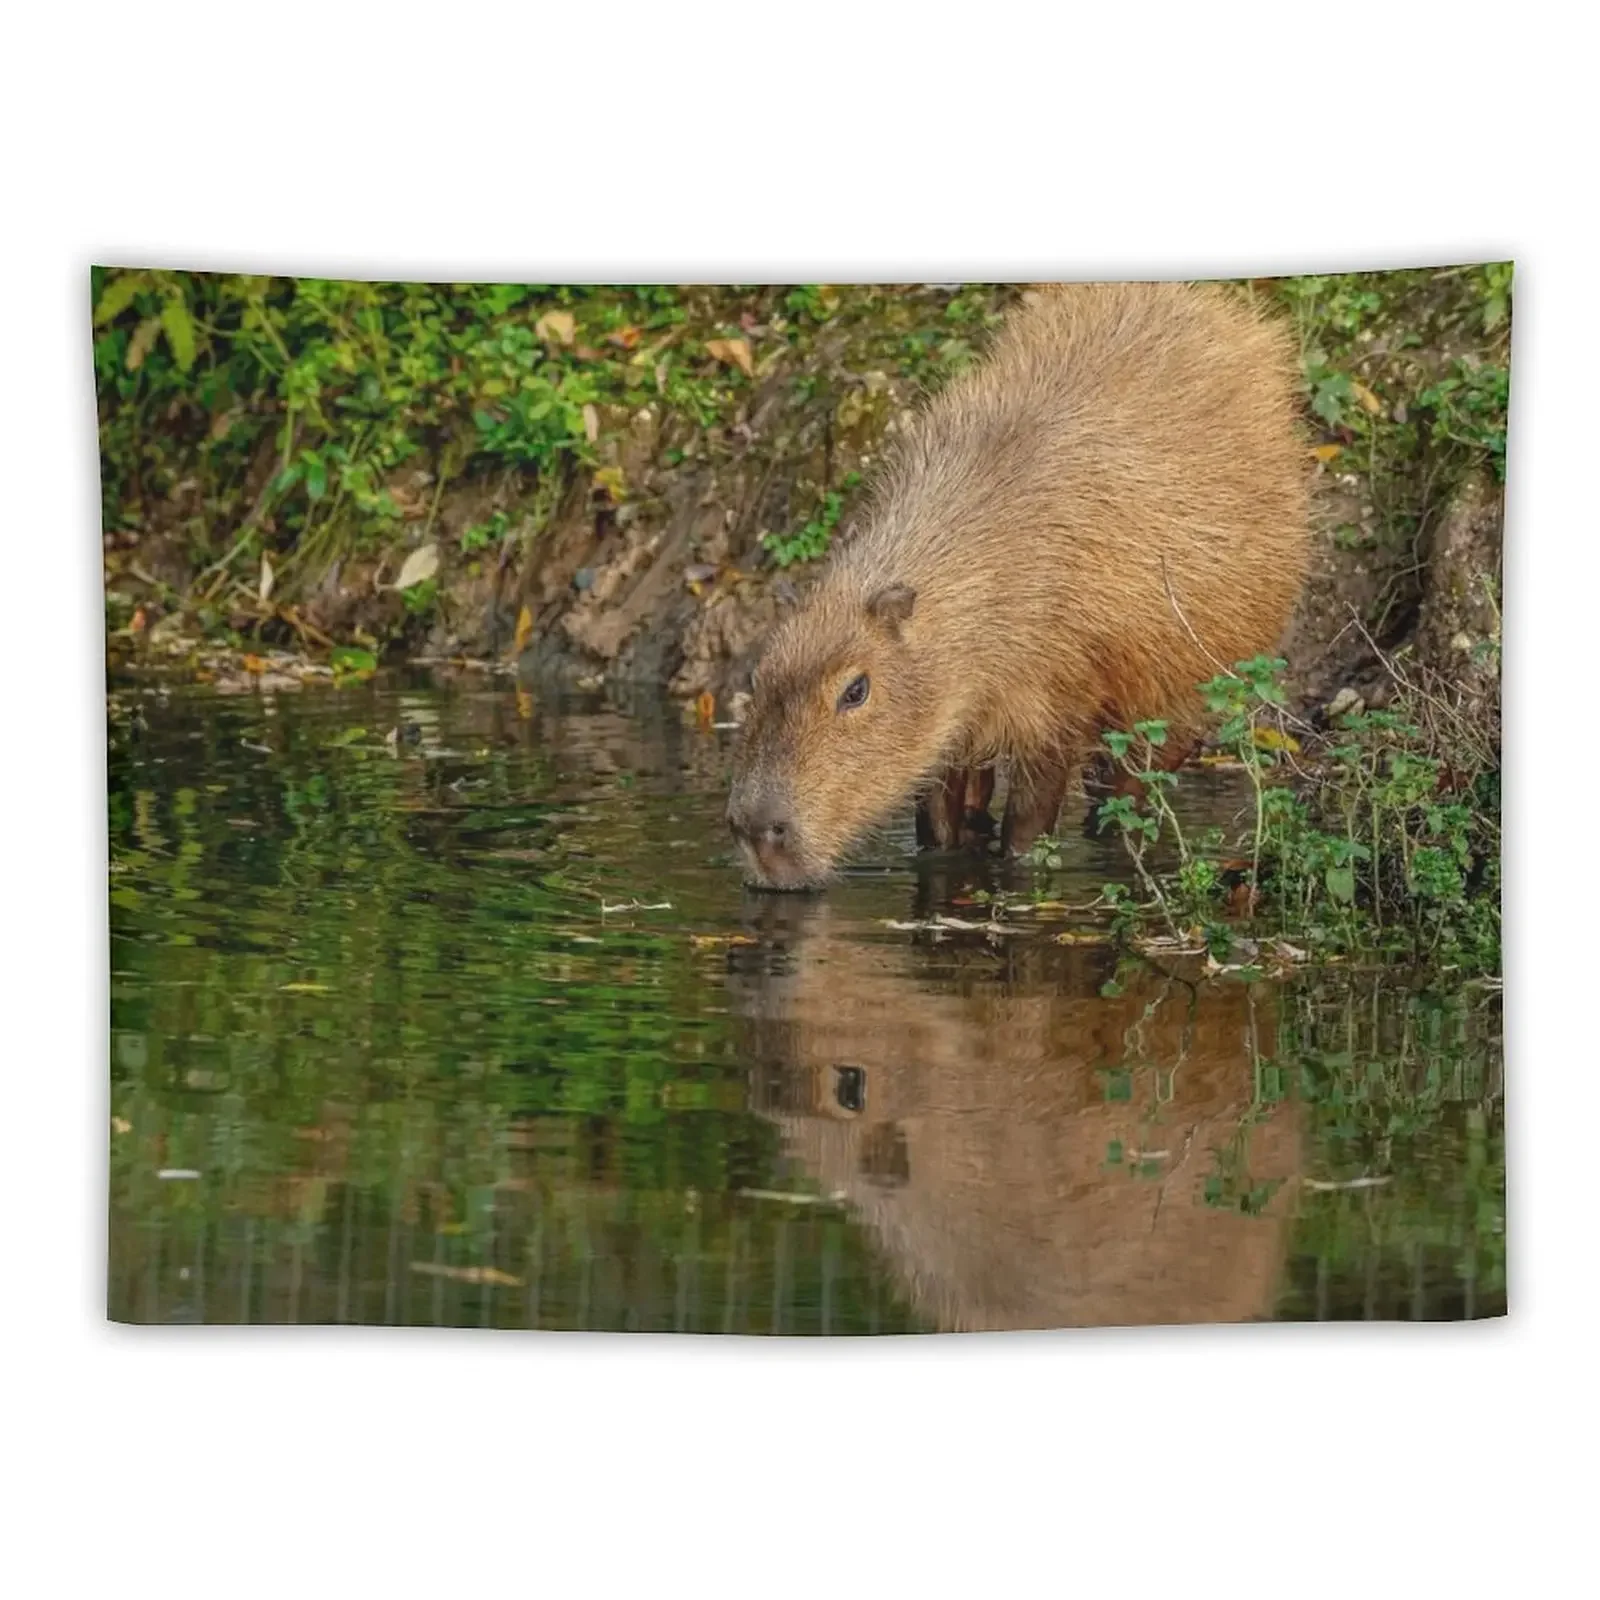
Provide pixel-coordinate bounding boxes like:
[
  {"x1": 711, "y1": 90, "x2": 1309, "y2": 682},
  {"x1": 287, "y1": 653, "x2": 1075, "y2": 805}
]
[
  {"x1": 125, "y1": 315, "x2": 162, "y2": 372},
  {"x1": 515, "y1": 688, "x2": 534, "y2": 720},
  {"x1": 1252, "y1": 727, "x2": 1301, "y2": 754},
  {"x1": 593, "y1": 465, "x2": 626, "y2": 502},
  {"x1": 534, "y1": 309, "x2": 576, "y2": 345},
  {"x1": 409, "y1": 1261, "x2": 524, "y2": 1287},
  {"x1": 1349, "y1": 378, "x2": 1383, "y2": 415},
  {"x1": 690, "y1": 933, "x2": 758, "y2": 950},
  {"x1": 705, "y1": 337, "x2": 755, "y2": 378},
  {"x1": 695, "y1": 691, "x2": 716, "y2": 727},
  {"x1": 241, "y1": 653, "x2": 267, "y2": 674},
  {"x1": 278, "y1": 981, "x2": 333, "y2": 994},
  {"x1": 512, "y1": 604, "x2": 535, "y2": 657},
  {"x1": 1310, "y1": 443, "x2": 1343, "y2": 464}
]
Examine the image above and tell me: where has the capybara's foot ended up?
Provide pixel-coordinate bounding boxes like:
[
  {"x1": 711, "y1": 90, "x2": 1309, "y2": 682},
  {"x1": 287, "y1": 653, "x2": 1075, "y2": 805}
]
[
  {"x1": 918, "y1": 765, "x2": 997, "y2": 853},
  {"x1": 1001, "y1": 758, "x2": 1071, "y2": 858},
  {"x1": 915, "y1": 766, "x2": 971, "y2": 851}
]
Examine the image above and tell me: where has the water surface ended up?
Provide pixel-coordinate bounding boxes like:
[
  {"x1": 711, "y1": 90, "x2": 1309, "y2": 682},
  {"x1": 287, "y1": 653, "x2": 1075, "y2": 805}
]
[{"x1": 107, "y1": 676, "x2": 1505, "y2": 1331}]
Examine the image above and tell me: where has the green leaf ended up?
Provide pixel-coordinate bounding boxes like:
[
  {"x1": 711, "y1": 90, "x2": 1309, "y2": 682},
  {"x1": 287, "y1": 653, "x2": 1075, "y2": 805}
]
[
  {"x1": 94, "y1": 272, "x2": 150, "y2": 326},
  {"x1": 1324, "y1": 865, "x2": 1355, "y2": 904},
  {"x1": 330, "y1": 646, "x2": 377, "y2": 676},
  {"x1": 160, "y1": 297, "x2": 197, "y2": 372}
]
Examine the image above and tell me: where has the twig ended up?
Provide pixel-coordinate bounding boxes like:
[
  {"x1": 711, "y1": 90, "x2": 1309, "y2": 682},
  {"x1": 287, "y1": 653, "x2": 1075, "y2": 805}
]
[
  {"x1": 1161, "y1": 555, "x2": 1234, "y2": 679},
  {"x1": 1161, "y1": 555, "x2": 1315, "y2": 736}
]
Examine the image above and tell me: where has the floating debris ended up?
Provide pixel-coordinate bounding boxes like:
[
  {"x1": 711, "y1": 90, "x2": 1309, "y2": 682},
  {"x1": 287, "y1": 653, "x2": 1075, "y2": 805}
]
[
  {"x1": 409, "y1": 1262, "x2": 524, "y2": 1288},
  {"x1": 737, "y1": 1188, "x2": 848, "y2": 1206},
  {"x1": 1301, "y1": 1175, "x2": 1393, "y2": 1192},
  {"x1": 600, "y1": 899, "x2": 673, "y2": 915},
  {"x1": 1138, "y1": 935, "x2": 1210, "y2": 957},
  {"x1": 690, "y1": 933, "x2": 758, "y2": 950},
  {"x1": 157, "y1": 1169, "x2": 201, "y2": 1181},
  {"x1": 884, "y1": 914, "x2": 1025, "y2": 936}
]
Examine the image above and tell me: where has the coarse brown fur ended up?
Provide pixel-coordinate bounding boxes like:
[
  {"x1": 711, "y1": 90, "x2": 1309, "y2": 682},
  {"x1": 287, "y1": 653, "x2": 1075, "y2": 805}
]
[{"x1": 728, "y1": 281, "x2": 1310, "y2": 889}]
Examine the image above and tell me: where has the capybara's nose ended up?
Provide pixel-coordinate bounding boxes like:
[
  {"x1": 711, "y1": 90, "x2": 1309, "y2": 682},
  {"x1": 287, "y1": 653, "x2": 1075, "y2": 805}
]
[{"x1": 727, "y1": 798, "x2": 791, "y2": 850}]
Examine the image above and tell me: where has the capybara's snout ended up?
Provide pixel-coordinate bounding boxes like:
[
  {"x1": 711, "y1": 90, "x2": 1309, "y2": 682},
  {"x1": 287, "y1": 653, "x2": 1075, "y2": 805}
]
[{"x1": 727, "y1": 783, "x2": 818, "y2": 890}]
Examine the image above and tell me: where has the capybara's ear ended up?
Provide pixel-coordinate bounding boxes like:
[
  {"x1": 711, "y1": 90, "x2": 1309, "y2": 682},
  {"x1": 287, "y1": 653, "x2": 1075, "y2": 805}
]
[{"x1": 866, "y1": 583, "x2": 917, "y2": 634}]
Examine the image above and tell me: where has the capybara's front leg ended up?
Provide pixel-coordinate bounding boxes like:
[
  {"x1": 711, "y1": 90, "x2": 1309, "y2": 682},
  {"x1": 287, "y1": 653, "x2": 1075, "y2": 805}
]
[
  {"x1": 1000, "y1": 757, "x2": 1071, "y2": 858},
  {"x1": 961, "y1": 766, "x2": 997, "y2": 848},
  {"x1": 915, "y1": 766, "x2": 973, "y2": 851}
]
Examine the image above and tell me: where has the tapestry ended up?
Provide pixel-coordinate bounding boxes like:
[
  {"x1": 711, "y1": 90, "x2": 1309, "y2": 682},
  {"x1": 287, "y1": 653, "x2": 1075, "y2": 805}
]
[{"x1": 101, "y1": 271, "x2": 1507, "y2": 1330}]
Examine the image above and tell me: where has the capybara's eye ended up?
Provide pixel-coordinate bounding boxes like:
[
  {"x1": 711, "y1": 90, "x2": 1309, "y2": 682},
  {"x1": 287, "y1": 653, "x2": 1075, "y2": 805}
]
[{"x1": 837, "y1": 673, "x2": 870, "y2": 711}]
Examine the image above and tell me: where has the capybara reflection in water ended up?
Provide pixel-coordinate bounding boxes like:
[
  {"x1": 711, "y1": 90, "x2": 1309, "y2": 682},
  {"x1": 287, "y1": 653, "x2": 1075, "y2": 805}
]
[{"x1": 727, "y1": 281, "x2": 1309, "y2": 889}]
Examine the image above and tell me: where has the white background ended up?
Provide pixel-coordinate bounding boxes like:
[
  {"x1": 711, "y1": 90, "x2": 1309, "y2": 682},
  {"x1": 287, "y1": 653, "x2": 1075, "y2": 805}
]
[{"x1": 3, "y1": 3, "x2": 1595, "y2": 1596}]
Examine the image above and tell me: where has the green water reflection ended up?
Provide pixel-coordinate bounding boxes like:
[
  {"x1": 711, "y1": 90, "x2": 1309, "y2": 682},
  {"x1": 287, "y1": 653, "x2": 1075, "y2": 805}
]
[{"x1": 107, "y1": 677, "x2": 1504, "y2": 1331}]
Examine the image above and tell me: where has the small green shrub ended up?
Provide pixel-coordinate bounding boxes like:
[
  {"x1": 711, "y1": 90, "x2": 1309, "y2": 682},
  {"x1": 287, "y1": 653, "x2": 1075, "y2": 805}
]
[{"x1": 1081, "y1": 656, "x2": 1499, "y2": 974}]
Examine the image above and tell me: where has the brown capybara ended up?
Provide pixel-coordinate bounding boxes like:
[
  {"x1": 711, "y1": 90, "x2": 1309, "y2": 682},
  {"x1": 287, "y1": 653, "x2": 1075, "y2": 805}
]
[{"x1": 727, "y1": 281, "x2": 1309, "y2": 889}]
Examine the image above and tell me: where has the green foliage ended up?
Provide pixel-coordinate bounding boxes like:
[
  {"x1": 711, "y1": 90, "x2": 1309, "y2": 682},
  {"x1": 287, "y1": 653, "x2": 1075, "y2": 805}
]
[
  {"x1": 761, "y1": 471, "x2": 862, "y2": 568},
  {"x1": 1272, "y1": 265, "x2": 1512, "y2": 516},
  {"x1": 1083, "y1": 656, "x2": 1499, "y2": 974},
  {"x1": 461, "y1": 509, "x2": 512, "y2": 553},
  {"x1": 92, "y1": 272, "x2": 733, "y2": 603}
]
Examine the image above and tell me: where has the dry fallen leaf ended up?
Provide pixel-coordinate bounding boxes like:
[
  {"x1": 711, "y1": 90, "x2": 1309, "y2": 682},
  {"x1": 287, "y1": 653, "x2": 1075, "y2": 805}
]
[
  {"x1": 129, "y1": 607, "x2": 148, "y2": 635},
  {"x1": 409, "y1": 1262, "x2": 524, "y2": 1288},
  {"x1": 705, "y1": 337, "x2": 755, "y2": 378},
  {"x1": 534, "y1": 309, "x2": 575, "y2": 345},
  {"x1": 241, "y1": 653, "x2": 267, "y2": 675},
  {"x1": 607, "y1": 325, "x2": 641, "y2": 350},
  {"x1": 695, "y1": 690, "x2": 716, "y2": 727},
  {"x1": 512, "y1": 604, "x2": 535, "y2": 657},
  {"x1": 582, "y1": 403, "x2": 599, "y2": 443},
  {"x1": 1349, "y1": 378, "x2": 1383, "y2": 415},
  {"x1": 515, "y1": 688, "x2": 534, "y2": 720},
  {"x1": 258, "y1": 552, "x2": 275, "y2": 604},
  {"x1": 690, "y1": 933, "x2": 758, "y2": 950},
  {"x1": 394, "y1": 542, "x2": 440, "y2": 591},
  {"x1": 112, "y1": 1117, "x2": 132, "y2": 1136},
  {"x1": 1310, "y1": 443, "x2": 1343, "y2": 464},
  {"x1": 125, "y1": 316, "x2": 162, "y2": 372}
]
